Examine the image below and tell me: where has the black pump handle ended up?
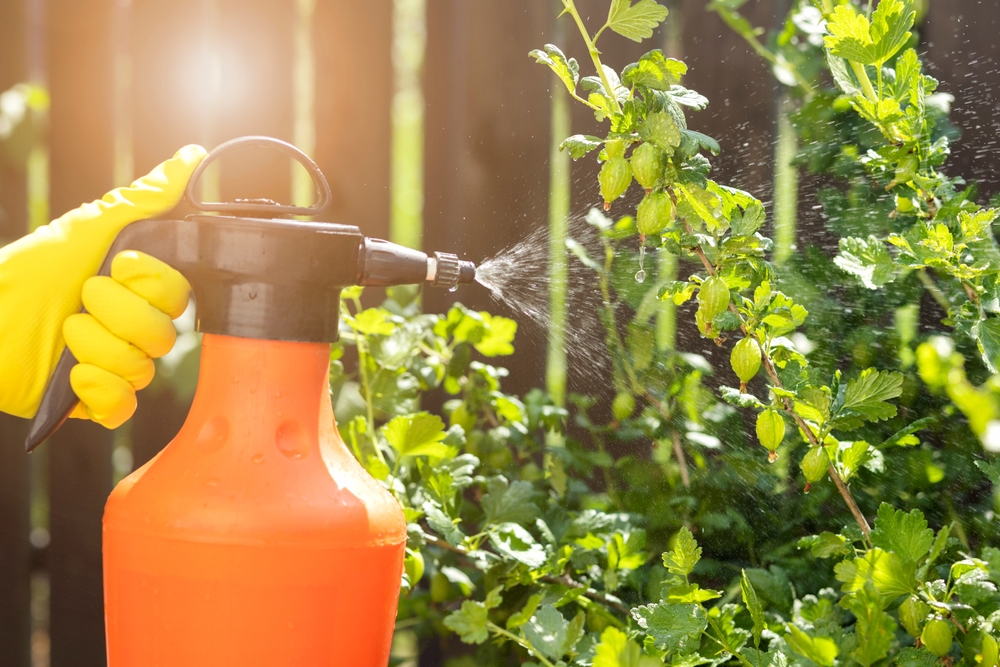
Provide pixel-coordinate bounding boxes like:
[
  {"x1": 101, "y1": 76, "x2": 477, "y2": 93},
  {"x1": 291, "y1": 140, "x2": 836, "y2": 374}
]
[
  {"x1": 185, "y1": 136, "x2": 333, "y2": 217},
  {"x1": 25, "y1": 219, "x2": 181, "y2": 452}
]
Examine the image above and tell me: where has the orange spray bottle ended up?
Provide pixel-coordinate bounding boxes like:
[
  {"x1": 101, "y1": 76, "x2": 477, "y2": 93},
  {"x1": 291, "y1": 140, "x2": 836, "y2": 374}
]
[{"x1": 26, "y1": 137, "x2": 477, "y2": 666}]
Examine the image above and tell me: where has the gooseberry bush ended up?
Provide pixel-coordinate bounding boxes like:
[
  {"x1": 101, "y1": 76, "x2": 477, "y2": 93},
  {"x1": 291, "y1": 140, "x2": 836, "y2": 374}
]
[{"x1": 331, "y1": 2, "x2": 1000, "y2": 666}]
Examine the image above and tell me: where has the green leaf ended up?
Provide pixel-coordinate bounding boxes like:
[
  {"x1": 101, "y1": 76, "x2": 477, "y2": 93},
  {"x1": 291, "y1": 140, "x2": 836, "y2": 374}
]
[
  {"x1": 475, "y1": 313, "x2": 517, "y2": 356},
  {"x1": 784, "y1": 625, "x2": 838, "y2": 667},
  {"x1": 423, "y1": 501, "x2": 466, "y2": 546},
  {"x1": 869, "y1": 0, "x2": 915, "y2": 65},
  {"x1": 482, "y1": 478, "x2": 538, "y2": 525},
  {"x1": 869, "y1": 503, "x2": 934, "y2": 564},
  {"x1": 622, "y1": 50, "x2": 687, "y2": 90},
  {"x1": 593, "y1": 627, "x2": 661, "y2": 667},
  {"x1": 896, "y1": 647, "x2": 940, "y2": 667},
  {"x1": 523, "y1": 605, "x2": 570, "y2": 661},
  {"x1": 663, "y1": 526, "x2": 701, "y2": 576},
  {"x1": 841, "y1": 587, "x2": 896, "y2": 667},
  {"x1": 349, "y1": 308, "x2": 396, "y2": 336},
  {"x1": 506, "y1": 593, "x2": 542, "y2": 631},
  {"x1": 383, "y1": 412, "x2": 449, "y2": 458},
  {"x1": 560, "y1": 134, "x2": 603, "y2": 159},
  {"x1": 835, "y1": 548, "x2": 916, "y2": 598},
  {"x1": 823, "y1": 5, "x2": 875, "y2": 64},
  {"x1": 631, "y1": 602, "x2": 707, "y2": 654},
  {"x1": 798, "y1": 532, "x2": 851, "y2": 559},
  {"x1": 835, "y1": 236, "x2": 896, "y2": 289},
  {"x1": 444, "y1": 600, "x2": 491, "y2": 644},
  {"x1": 976, "y1": 459, "x2": 1000, "y2": 485},
  {"x1": 488, "y1": 522, "x2": 547, "y2": 568},
  {"x1": 975, "y1": 317, "x2": 1000, "y2": 374},
  {"x1": 529, "y1": 44, "x2": 580, "y2": 94},
  {"x1": 641, "y1": 111, "x2": 681, "y2": 152},
  {"x1": 604, "y1": 0, "x2": 669, "y2": 43},
  {"x1": 741, "y1": 569, "x2": 766, "y2": 647},
  {"x1": 680, "y1": 129, "x2": 720, "y2": 157},
  {"x1": 731, "y1": 201, "x2": 765, "y2": 236},
  {"x1": 837, "y1": 368, "x2": 904, "y2": 426}
]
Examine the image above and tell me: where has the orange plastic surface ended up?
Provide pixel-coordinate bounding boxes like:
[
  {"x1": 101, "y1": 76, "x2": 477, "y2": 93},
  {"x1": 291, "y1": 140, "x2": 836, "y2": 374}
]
[{"x1": 103, "y1": 334, "x2": 406, "y2": 666}]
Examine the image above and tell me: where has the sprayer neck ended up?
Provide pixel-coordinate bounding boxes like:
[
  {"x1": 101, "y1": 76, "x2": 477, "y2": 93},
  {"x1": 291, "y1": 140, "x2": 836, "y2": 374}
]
[{"x1": 183, "y1": 334, "x2": 332, "y2": 453}]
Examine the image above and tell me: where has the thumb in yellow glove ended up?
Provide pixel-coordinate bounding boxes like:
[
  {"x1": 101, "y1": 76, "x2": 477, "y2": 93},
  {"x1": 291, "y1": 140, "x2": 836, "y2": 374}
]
[{"x1": 0, "y1": 145, "x2": 207, "y2": 428}]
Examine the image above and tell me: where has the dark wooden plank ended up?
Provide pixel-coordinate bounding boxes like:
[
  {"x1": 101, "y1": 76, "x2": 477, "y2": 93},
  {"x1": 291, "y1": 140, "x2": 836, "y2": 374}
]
[
  {"x1": 923, "y1": 0, "x2": 1000, "y2": 199},
  {"x1": 47, "y1": 422, "x2": 111, "y2": 667},
  {"x1": 47, "y1": 0, "x2": 116, "y2": 664},
  {"x1": 313, "y1": 0, "x2": 393, "y2": 238},
  {"x1": 0, "y1": 415, "x2": 31, "y2": 667},
  {"x1": 423, "y1": 0, "x2": 553, "y2": 395}
]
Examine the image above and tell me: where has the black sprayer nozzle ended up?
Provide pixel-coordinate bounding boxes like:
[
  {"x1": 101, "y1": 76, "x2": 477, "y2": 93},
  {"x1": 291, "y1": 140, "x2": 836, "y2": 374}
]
[{"x1": 358, "y1": 239, "x2": 476, "y2": 290}]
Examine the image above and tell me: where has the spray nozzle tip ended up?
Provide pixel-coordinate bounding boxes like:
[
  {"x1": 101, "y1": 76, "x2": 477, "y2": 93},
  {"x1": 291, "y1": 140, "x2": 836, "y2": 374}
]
[{"x1": 430, "y1": 252, "x2": 476, "y2": 289}]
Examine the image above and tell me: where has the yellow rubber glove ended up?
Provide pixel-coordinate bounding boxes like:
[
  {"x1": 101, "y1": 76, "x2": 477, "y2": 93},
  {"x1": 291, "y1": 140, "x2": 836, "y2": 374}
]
[{"x1": 0, "y1": 144, "x2": 207, "y2": 428}]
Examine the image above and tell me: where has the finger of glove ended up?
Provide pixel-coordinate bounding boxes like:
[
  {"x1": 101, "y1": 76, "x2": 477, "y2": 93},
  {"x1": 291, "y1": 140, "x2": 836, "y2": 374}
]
[
  {"x1": 111, "y1": 251, "x2": 191, "y2": 319},
  {"x1": 82, "y1": 276, "x2": 176, "y2": 358},
  {"x1": 63, "y1": 313, "x2": 155, "y2": 390},
  {"x1": 70, "y1": 363, "x2": 136, "y2": 429}
]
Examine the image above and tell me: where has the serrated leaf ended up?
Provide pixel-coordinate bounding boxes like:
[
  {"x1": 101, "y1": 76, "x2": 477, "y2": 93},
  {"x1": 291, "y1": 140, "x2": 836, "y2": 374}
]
[
  {"x1": 482, "y1": 478, "x2": 538, "y2": 526},
  {"x1": 838, "y1": 368, "x2": 904, "y2": 425},
  {"x1": 424, "y1": 500, "x2": 465, "y2": 546},
  {"x1": 489, "y1": 522, "x2": 547, "y2": 568},
  {"x1": 732, "y1": 201, "x2": 765, "y2": 236},
  {"x1": 383, "y1": 412, "x2": 449, "y2": 458},
  {"x1": 668, "y1": 85, "x2": 709, "y2": 110},
  {"x1": 835, "y1": 235, "x2": 896, "y2": 289},
  {"x1": 523, "y1": 605, "x2": 569, "y2": 661},
  {"x1": 741, "y1": 570, "x2": 766, "y2": 647},
  {"x1": 593, "y1": 627, "x2": 661, "y2": 667},
  {"x1": 444, "y1": 600, "x2": 491, "y2": 644},
  {"x1": 622, "y1": 50, "x2": 687, "y2": 90},
  {"x1": 631, "y1": 602, "x2": 707, "y2": 653},
  {"x1": 799, "y1": 532, "x2": 851, "y2": 559},
  {"x1": 823, "y1": 5, "x2": 875, "y2": 64},
  {"x1": 976, "y1": 459, "x2": 1000, "y2": 485},
  {"x1": 841, "y1": 588, "x2": 896, "y2": 667},
  {"x1": 529, "y1": 44, "x2": 580, "y2": 94},
  {"x1": 784, "y1": 625, "x2": 838, "y2": 667},
  {"x1": 896, "y1": 647, "x2": 939, "y2": 667},
  {"x1": 560, "y1": 134, "x2": 603, "y2": 159},
  {"x1": 663, "y1": 526, "x2": 701, "y2": 576},
  {"x1": 975, "y1": 316, "x2": 1000, "y2": 374},
  {"x1": 605, "y1": 0, "x2": 669, "y2": 42},
  {"x1": 869, "y1": 0, "x2": 915, "y2": 65},
  {"x1": 870, "y1": 503, "x2": 934, "y2": 564}
]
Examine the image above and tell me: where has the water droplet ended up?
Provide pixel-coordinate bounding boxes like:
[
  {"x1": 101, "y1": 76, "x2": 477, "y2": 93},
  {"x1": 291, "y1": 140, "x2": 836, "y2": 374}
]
[
  {"x1": 449, "y1": 285, "x2": 458, "y2": 293},
  {"x1": 635, "y1": 269, "x2": 646, "y2": 282},
  {"x1": 206, "y1": 478, "x2": 221, "y2": 488},
  {"x1": 276, "y1": 420, "x2": 310, "y2": 460},
  {"x1": 195, "y1": 416, "x2": 229, "y2": 453},
  {"x1": 251, "y1": 453, "x2": 264, "y2": 464},
  {"x1": 275, "y1": 389, "x2": 283, "y2": 398}
]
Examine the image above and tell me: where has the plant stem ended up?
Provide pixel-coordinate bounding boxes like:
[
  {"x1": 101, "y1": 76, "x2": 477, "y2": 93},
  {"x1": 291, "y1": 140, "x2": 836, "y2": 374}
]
[
  {"x1": 671, "y1": 428, "x2": 691, "y2": 488},
  {"x1": 540, "y1": 574, "x2": 630, "y2": 616},
  {"x1": 560, "y1": 0, "x2": 623, "y2": 114},
  {"x1": 850, "y1": 60, "x2": 879, "y2": 102},
  {"x1": 681, "y1": 220, "x2": 873, "y2": 542},
  {"x1": 706, "y1": 615, "x2": 757, "y2": 667},
  {"x1": 487, "y1": 623, "x2": 557, "y2": 667},
  {"x1": 918, "y1": 269, "x2": 952, "y2": 311}
]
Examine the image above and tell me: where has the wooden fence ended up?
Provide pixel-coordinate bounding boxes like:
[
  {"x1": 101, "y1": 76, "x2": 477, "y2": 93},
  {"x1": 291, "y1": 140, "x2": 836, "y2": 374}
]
[{"x1": 0, "y1": 0, "x2": 998, "y2": 665}]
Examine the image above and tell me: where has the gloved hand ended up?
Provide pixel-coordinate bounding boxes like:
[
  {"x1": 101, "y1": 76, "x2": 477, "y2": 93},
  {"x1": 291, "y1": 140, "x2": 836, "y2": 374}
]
[{"x1": 0, "y1": 144, "x2": 206, "y2": 428}]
